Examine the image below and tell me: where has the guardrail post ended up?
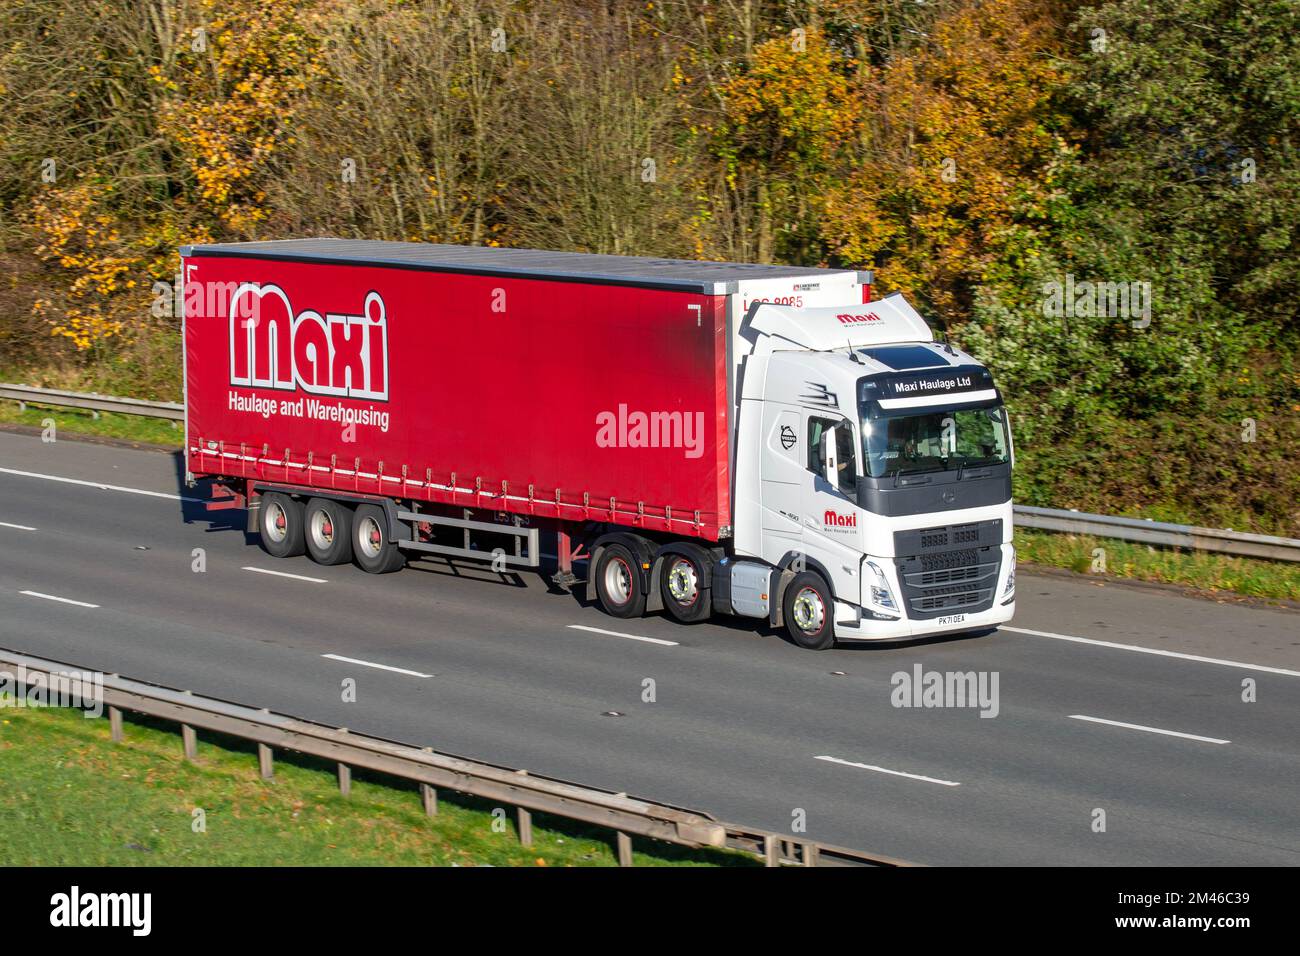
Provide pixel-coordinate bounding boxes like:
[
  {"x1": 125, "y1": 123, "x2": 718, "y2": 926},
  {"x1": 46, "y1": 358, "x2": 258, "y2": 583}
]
[
  {"x1": 181, "y1": 724, "x2": 197, "y2": 761},
  {"x1": 338, "y1": 763, "x2": 351, "y2": 797},
  {"x1": 617, "y1": 831, "x2": 633, "y2": 866},
  {"x1": 803, "y1": 843, "x2": 820, "y2": 867},
  {"x1": 258, "y1": 743, "x2": 274, "y2": 780},
  {"x1": 514, "y1": 769, "x2": 533, "y2": 845},
  {"x1": 421, "y1": 783, "x2": 438, "y2": 816},
  {"x1": 108, "y1": 706, "x2": 123, "y2": 743},
  {"x1": 763, "y1": 834, "x2": 780, "y2": 867}
]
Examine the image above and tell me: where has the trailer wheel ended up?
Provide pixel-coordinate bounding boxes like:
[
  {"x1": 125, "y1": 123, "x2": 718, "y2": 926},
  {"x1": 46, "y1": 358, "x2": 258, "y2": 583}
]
[
  {"x1": 595, "y1": 543, "x2": 646, "y2": 619},
  {"x1": 660, "y1": 553, "x2": 710, "y2": 623},
  {"x1": 352, "y1": 503, "x2": 405, "y2": 574},
  {"x1": 258, "y1": 492, "x2": 305, "y2": 559},
  {"x1": 783, "y1": 572, "x2": 835, "y2": 650},
  {"x1": 305, "y1": 498, "x2": 354, "y2": 566}
]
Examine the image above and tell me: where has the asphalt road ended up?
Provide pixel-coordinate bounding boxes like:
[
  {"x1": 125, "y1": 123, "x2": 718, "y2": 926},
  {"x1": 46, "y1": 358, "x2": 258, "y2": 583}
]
[{"x1": 1, "y1": 429, "x2": 1297, "y2": 865}]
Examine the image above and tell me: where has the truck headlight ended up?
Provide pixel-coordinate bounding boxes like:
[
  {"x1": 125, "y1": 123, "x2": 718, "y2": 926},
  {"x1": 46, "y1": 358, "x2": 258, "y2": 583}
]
[
  {"x1": 865, "y1": 561, "x2": 899, "y2": 613},
  {"x1": 1002, "y1": 547, "x2": 1016, "y2": 599}
]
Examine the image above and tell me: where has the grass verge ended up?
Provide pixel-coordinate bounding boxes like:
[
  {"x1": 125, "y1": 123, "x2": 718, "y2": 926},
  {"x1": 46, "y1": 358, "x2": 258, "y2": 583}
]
[
  {"x1": 0, "y1": 399, "x2": 182, "y2": 447},
  {"x1": 0, "y1": 700, "x2": 748, "y2": 867},
  {"x1": 1015, "y1": 528, "x2": 1300, "y2": 603}
]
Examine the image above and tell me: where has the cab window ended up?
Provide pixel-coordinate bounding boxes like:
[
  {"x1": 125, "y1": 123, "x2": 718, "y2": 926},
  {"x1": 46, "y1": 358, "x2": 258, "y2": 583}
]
[{"x1": 807, "y1": 417, "x2": 858, "y2": 496}]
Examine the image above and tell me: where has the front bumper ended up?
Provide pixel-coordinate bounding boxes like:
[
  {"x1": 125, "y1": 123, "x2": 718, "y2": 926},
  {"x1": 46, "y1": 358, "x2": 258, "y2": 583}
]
[
  {"x1": 834, "y1": 598, "x2": 1014, "y2": 642},
  {"x1": 834, "y1": 540, "x2": 1016, "y2": 642}
]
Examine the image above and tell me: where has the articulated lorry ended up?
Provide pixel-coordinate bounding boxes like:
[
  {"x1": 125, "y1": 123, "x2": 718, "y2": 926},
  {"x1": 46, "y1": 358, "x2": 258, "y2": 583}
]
[{"x1": 182, "y1": 239, "x2": 1015, "y2": 649}]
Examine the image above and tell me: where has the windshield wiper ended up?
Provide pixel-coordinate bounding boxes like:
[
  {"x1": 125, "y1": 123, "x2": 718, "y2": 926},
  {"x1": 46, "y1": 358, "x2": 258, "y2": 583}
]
[{"x1": 890, "y1": 464, "x2": 945, "y2": 484}]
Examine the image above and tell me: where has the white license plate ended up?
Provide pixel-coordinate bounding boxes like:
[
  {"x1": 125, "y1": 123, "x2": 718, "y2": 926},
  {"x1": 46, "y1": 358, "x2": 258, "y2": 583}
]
[{"x1": 936, "y1": 614, "x2": 967, "y2": 626}]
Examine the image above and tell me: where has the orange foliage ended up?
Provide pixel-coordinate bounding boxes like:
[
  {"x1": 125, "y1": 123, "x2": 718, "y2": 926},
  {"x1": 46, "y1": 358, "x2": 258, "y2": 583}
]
[
  {"x1": 719, "y1": 28, "x2": 858, "y2": 177},
  {"x1": 822, "y1": 0, "x2": 1072, "y2": 321},
  {"x1": 156, "y1": 0, "x2": 324, "y2": 232},
  {"x1": 29, "y1": 182, "x2": 135, "y2": 350}
]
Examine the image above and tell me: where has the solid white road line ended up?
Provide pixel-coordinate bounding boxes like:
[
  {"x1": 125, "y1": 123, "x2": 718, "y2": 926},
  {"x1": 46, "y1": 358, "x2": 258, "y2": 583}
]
[
  {"x1": 19, "y1": 590, "x2": 99, "y2": 609},
  {"x1": 321, "y1": 653, "x2": 433, "y2": 678},
  {"x1": 0, "y1": 466, "x2": 204, "y2": 503},
  {"x1": 1069, "y1": 714, "x2": 1230, "y2": 745},
  {"x1": 815, "y1": 755, "x2": 962, "y2": 787},
  {"x1": 566, "y1": 624, "x2": 679, "y2": 646},
  {"x1": 1001, "y1": 625, "x2": 1300, "y2": 679},
  {"x1": 241, "y1": 566, "x2": 327, "y2": 583},
  {"x1": 0, "y1": 521, "x2": 37, "y2": 531}
]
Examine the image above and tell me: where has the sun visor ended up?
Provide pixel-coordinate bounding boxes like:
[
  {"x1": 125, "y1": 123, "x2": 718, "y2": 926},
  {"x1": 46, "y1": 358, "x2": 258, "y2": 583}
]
[{"x1": 746, "y1": 292, "x2": 933, "y2": 351}]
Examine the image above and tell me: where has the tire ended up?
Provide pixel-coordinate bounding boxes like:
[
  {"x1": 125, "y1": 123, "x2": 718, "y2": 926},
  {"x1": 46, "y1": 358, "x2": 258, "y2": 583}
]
[
  {"x1": 659, "y1": 552, "x2": 711, "y2": 623},
  {"x1": 304, "y1": 498, "x2": 354, "y2": 566},
  {"x1": 594, "y1": 543, "x2": 646, "y2": 619},
  {"x1": 352, "y1": 503, "x2": 406, "y2": 574},
  {"x1": 258, "y1": 491, "x2": 305, "y2": 558},
  {"x1": 783, "y1": 571, "x2": 835, "y2": 650}
]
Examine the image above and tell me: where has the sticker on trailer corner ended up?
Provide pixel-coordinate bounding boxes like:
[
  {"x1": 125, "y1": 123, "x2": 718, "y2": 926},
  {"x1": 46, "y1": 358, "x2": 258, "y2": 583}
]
[{"x1": 739, "y1": 274, "x2": 860, "y2": 312}]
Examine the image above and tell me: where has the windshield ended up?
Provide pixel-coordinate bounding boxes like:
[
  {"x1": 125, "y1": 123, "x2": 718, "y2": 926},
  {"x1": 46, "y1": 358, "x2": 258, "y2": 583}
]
[{"x1": 861, "y1": 403, "x2": 1010, "y2": 478}]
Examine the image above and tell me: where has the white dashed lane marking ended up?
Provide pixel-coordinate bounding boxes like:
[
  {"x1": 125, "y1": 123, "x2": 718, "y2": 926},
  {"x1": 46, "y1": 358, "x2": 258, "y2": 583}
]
[
  {"x1": 815, "y1": 755, "x2": 962, "y2": 787},
  {"x1": 321, "y1": 654, "x2": 433, "y2": 678},
  {"x1": 566, "y1": 624, "x2": 679, "y2": 647},
  {"x1": 1069, "y1": 714, "x2": 1230, "y2": 745},
  {"x1": 19, "y1": 590, "x2": 99, "y2": 609},
  {"x1": 241, "y1": 566, "x2": 327, "y2": 584}
]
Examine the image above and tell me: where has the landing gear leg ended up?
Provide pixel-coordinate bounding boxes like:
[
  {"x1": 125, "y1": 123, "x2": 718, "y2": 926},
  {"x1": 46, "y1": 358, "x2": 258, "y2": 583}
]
[{"x1": 550, "y1": 528, "x2": 580, "y2": 589}]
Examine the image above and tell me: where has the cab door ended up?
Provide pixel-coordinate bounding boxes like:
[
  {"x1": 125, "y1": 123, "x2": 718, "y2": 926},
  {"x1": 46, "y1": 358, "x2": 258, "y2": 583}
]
[
  {"x1": 800, "y1": 415, "x2": 865, "y2": 584},
  {"x1": 759, "y1": 404, "x2": 804, "y2": 559}
]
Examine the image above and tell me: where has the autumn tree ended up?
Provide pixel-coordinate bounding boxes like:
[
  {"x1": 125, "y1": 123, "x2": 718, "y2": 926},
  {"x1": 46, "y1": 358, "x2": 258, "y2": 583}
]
[{"x1": 820, "y1": 0, "x2": 1074, "y2": 324}]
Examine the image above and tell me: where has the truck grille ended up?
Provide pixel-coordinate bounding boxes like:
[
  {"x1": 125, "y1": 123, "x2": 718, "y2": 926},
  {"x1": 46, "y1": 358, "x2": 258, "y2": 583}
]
[{"x1": 893, "y1": 520, "x2": 1003, "y2": 620}]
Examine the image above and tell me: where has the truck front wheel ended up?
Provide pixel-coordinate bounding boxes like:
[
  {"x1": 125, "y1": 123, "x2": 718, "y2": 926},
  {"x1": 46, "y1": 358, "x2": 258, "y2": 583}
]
[
  {"x1": 660, "y1": 553, "x2": 711, "y2": 623},
  {"x1": 595, "y1": 543, "x2": 646, "y2": 619},
  {"x1": 258, "y1": 491, "x2": 305, "y2": 559},
  {"x1": 783, "y1": 572, "x2": 835, "y2": 650},
  {"x1": 352, "y1": 504, "x2": 406, "y2": 574},
  {"x1": 305, "y1": 498, "x2": 354, "y2": 566}
]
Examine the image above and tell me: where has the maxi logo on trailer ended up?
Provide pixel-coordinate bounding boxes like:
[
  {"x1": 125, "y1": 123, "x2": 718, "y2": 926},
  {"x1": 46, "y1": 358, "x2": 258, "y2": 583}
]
[{"x1": 227, "y1": 283, "x2": 390, "y2": 401}]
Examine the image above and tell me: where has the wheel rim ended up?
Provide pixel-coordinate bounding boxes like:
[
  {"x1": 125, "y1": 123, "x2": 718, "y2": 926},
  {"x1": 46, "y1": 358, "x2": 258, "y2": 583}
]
[
  {"x1": 357, "y1": 516, "x2": 383, "y2": 559},
  {"x1": 309, "y1": 509, "x2": 334, "y2": 550},
  {"x1": 791, "y1": 586, "x2": 826, "y2": 634},
  {"x1": 666, "y1": 557, "x2": 699, "y2": 606},
  {"x1": 603, "y1": 555, "x2": 633, "y2": 605},
  {"x1": 264, "y1": 501, "x2": 288, "y2": 543}
]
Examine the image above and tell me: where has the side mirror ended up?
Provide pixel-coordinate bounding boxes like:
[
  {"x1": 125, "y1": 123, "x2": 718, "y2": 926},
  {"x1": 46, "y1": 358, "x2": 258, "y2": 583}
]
[
  {"x1": 823, "y1": 426, "x2": 839, "y2": 485},
  {"x1": 1005, "y1": 412, "x2": 1015, "y2": 469}
]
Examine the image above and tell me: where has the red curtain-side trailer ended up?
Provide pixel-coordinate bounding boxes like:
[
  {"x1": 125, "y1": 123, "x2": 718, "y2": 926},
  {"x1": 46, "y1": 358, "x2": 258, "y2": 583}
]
[{"x1": 182, "y1": 240, "x2": 735, "y2": 542}]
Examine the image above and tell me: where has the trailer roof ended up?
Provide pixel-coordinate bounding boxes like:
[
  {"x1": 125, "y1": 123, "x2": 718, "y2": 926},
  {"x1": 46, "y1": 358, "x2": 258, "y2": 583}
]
[{"x1": 181, "y1": 238, "x2": 869, "y2": 294}]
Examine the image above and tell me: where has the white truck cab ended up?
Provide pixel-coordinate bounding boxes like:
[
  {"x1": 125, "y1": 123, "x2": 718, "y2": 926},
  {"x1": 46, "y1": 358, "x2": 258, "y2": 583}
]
[{"x1": 727, "y1": 292, "x2": 1016, "y2": 647}]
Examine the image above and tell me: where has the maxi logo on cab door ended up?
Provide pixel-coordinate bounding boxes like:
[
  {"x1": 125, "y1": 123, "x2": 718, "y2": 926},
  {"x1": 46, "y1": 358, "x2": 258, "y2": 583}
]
[{"x1": 823, "y1": 510, "x2": 858, "y2": 532}]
